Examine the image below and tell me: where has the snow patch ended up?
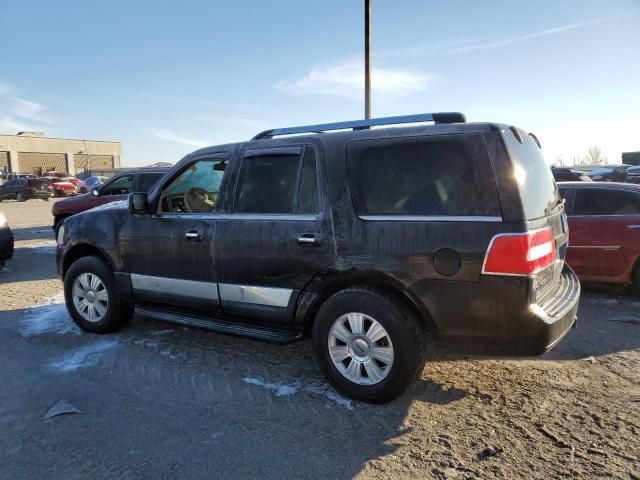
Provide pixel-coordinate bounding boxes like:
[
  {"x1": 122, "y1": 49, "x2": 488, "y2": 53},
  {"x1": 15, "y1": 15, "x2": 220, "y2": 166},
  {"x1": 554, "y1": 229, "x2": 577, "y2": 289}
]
[
  {"x1": 243, "y1": 377, "x2": 300, "y2": 397},
  {"x1": 21, "y1": 293, "x2": 80, "y2": 336},
  {"x1": 17, "y1": 240, "x2": 57, "y2": 254},
  {"x1": 243, "y1": 376, "x2": 353, "y2": 409},
  {"x1": 49, "y1": 340, "x2": 119, "y2": 373}
]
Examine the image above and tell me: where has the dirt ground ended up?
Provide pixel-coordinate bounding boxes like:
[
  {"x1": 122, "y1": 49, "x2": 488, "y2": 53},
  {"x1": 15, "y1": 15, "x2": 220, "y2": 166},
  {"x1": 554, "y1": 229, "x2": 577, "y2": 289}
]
[{"x1": 0, "y1": 199, "x2": 639, "y2": 479}]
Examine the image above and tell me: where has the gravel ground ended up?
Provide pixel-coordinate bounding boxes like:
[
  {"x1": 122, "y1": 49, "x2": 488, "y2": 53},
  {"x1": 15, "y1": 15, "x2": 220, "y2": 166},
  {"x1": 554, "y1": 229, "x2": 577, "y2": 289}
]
[{"x1": 0, "y1": 199, "x2": 639, "y2": 479}]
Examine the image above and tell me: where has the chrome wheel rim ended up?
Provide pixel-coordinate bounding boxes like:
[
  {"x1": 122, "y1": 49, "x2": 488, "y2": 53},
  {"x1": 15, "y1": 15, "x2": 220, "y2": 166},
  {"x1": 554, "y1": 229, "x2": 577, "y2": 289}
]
[
  {"x1": 72, "y1": 273, "x2": 109, "y2": 322},
  {"x1": 328, "y1": 312, "x2": 394, "y2": 385}
]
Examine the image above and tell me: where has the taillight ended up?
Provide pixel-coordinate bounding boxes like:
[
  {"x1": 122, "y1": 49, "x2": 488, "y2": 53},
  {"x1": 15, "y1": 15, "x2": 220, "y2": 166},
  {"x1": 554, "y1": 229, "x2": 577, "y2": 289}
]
[{"x1": 482, "y1": 228, "x2": 555, "y2": 276}]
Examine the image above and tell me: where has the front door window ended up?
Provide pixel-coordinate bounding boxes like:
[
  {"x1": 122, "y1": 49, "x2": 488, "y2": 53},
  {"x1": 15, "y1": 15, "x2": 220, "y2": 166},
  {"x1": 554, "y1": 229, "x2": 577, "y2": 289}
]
[{"x1": 160, "y1": 159, "x2": 226, "y2": 214}]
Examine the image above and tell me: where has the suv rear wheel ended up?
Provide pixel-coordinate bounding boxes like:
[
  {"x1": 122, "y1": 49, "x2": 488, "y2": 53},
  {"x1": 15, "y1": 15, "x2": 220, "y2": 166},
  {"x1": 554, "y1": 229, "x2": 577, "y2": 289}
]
[
  {"x1": 312, "y1": 287, "x2": 426, "y2": 404},
  {"x1": 64, "y1": 256, "x2": 133, "y2": 333}
]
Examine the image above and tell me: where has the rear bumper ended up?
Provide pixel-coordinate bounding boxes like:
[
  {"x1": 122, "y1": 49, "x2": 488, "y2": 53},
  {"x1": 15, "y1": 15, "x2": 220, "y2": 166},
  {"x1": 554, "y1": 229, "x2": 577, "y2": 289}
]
[
  {"x1": 28, "y1": 191, "x2": 54, "y2": 199},
  {"x1": 434, "y1": 266, "x2": 580, "y2": 357}
]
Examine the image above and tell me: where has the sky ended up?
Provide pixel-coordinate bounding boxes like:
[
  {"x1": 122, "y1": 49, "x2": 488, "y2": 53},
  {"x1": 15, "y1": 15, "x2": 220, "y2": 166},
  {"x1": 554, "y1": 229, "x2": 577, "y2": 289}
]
[{"x1": 1, "y1": 0, "x2": 639, "y2": 167}]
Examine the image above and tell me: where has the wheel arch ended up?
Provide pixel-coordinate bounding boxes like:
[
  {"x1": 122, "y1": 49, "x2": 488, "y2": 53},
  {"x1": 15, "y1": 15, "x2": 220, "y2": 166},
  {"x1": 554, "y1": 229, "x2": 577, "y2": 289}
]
[
  {"x1": 298, "y1": 270, "x2": 436, "y2": 335},
  {"x1": 62, "y1": 242, "x2": 115, "y2": 280}
]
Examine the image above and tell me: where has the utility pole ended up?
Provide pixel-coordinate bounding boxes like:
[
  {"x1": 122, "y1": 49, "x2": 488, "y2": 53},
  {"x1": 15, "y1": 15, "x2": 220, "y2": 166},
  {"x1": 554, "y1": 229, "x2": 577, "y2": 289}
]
[{"x1": 364, "y1": 0, "x2": 372, "y2": 119}]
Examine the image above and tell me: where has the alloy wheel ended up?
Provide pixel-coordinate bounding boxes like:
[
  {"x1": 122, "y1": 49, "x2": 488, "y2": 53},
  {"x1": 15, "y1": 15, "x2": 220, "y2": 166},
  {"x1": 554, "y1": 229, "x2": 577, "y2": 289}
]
[
  {"x1": 327, "y1": 312, "x2": 394, "y2": 385},
  {"x1": 72, "y1": 272, "x2": 109, "y2": 322}
]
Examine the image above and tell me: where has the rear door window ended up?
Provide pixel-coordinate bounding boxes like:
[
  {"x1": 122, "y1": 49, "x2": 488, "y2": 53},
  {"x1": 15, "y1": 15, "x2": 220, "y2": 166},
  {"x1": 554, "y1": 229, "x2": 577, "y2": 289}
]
[
  {"x1": 574, "y1": 189, "x2": 640, "y2": 216},
  {"x1": 502, "y1": 131, "x2": 558, "y2": 220},
  {"x1": 234, "y1": 147, "x2": 319, "y2": 215},
  {"x1": 346, "y1": 134, "x2": 501, "y2": 217},
  {"x1": 101, "y1": 174, "x2": 133, "y2": 196}
]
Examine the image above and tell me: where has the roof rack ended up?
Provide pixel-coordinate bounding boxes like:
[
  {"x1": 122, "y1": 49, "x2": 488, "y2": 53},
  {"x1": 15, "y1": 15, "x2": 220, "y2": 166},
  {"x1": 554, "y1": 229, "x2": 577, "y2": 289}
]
[{"x1": 251, "y1": 112, "x2": 466, "y2": 140}]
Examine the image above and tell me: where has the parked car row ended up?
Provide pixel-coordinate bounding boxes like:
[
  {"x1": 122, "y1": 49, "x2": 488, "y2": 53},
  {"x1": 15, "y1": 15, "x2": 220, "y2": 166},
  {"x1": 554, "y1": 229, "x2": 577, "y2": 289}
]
[{"x1": 552, "y1": 164, "x2": 640, "y2": 184}]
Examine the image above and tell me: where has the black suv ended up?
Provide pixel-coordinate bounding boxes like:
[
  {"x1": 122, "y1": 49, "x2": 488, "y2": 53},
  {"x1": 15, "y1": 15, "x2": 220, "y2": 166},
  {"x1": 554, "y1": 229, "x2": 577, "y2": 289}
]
[
  {"x1": 0, "y1": 177, "x2": 51, "y2": 202},
  {"x1": 56, "y1": 113, "x2": 579, "y2": 403}
]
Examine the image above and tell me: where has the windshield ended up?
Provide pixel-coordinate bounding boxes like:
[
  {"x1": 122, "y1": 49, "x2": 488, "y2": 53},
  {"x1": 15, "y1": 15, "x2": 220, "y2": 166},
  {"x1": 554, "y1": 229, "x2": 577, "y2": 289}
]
[{"x1": 502, "y1": 129, "x2": 559, "y2": 220}]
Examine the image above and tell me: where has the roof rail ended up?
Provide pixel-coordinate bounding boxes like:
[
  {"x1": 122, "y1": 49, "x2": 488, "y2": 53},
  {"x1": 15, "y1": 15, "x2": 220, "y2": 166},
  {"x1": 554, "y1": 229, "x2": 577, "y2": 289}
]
[{"x1": 251, "y1": 112, "x2": 466, "y2": 140}]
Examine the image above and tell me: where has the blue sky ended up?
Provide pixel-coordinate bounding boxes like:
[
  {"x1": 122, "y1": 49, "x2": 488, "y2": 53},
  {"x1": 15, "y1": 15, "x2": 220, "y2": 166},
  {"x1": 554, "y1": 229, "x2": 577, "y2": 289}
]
[{"x1": 1, "y1": 0, "x2": 639, "y2": 166}]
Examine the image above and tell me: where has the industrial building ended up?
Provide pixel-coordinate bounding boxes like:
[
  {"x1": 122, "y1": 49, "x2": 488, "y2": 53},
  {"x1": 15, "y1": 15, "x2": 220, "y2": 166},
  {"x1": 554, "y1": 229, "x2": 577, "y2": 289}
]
[{"x1": 0, "y1": 132, "x2": 120, "y2": 176}]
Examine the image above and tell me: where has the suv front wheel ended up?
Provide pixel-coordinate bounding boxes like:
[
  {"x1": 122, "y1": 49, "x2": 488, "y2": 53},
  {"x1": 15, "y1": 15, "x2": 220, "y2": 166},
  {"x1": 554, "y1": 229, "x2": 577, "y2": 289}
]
[
  {"x1": 64, "y1": 256, "x2": 133, "y2": 333},
  {"x1": 312, "y1": 287, "x2": 427, "y2": 404}
]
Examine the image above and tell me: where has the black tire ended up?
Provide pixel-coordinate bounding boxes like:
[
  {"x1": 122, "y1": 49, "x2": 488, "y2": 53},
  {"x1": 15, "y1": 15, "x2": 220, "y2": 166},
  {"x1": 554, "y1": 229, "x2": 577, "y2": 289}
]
[
  {"x1": 312, "y1": 287, "x2": 427, "y2": 404},
  {"x1": 43, "y1": 197, "x2": 49, "y2": 202},
  {"x1": 64, "y1": 256, "x2": 133, "y2": 333},
  {"x1": 16, "y1": 192, "x2": 25, "y2": 202},
  {"x1": 632, "y1": 266, "x2": 640, "y2": 296},
  {"x1": 0, "y1": 259, "x2": 5, "y2": 270},
  {"x1": 79, "y1": 187, "x2": 87, "y2": 194}
]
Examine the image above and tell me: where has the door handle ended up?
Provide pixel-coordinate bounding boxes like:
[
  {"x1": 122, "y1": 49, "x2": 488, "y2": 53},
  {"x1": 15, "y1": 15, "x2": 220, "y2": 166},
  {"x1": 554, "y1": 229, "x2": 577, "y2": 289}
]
[
  {"x1": 627, "y1": 224, "x2": 640, "y2": 230},
  {"x1": 297, "y1": 233, "x2": 320, "y2": 247},
  {"x1": 185, "y1": 229, "x2": 204, "y2": 241}
]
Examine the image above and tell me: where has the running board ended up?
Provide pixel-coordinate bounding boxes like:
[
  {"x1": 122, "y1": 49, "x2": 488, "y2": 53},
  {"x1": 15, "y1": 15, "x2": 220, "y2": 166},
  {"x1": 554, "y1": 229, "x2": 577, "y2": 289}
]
[{"x1": 135, "y1": 307, "x2": 303, "y2": 345}]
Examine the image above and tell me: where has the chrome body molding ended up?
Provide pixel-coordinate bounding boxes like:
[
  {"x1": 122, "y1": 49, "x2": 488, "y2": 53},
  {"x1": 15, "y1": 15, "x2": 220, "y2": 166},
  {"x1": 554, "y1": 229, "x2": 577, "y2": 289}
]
[
  {"x1": 568, "y1": 245, "x2": 621, "y2": 250},
  {"x1": 129, "y1": 274, "x2": 293, "y2": 308},
  {"x1": 218, "y1": 283, "x2": 292, "y2": 307},
  {"x1": 359, "y1": 215, "x2": 503, "y2": 222},
  {"x1": 130, "y1": 274, "x2": 219, "y2": 302}
]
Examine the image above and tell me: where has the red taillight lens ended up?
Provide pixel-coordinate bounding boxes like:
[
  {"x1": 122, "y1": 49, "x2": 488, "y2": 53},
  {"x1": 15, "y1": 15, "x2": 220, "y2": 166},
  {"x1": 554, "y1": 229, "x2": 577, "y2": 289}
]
[{"x1": 483, "y1": 228, "x2": 555, "y2": 276}]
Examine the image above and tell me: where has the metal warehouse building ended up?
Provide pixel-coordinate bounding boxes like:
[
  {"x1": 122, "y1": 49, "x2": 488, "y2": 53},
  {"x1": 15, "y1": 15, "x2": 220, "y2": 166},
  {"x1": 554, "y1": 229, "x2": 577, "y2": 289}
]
[{"x1": 0, "y1": 131, "x2": 120, "y2": 176}]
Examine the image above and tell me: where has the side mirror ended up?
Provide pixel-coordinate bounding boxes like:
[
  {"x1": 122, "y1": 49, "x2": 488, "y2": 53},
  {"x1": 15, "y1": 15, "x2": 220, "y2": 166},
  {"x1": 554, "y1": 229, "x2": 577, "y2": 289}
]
[
  {"x1": 129, "y1": 192, "x2": 149, "y2": 214},
  {"x1": 91, "y1": 188, "x2": 99, "y2": 197}
]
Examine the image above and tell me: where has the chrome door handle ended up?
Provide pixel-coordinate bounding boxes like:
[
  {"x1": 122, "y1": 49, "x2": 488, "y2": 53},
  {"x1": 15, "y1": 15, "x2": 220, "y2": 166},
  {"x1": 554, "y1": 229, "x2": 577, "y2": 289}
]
[
  {"x1": 627, "y1": 224, "x2": 640, "y2": 230},
  {"x1": 297, "y1": 233, "x2": 319, "y2": 246},
  {"x1": 185, "y1": 229, "x2": 204, "y2": 241}
]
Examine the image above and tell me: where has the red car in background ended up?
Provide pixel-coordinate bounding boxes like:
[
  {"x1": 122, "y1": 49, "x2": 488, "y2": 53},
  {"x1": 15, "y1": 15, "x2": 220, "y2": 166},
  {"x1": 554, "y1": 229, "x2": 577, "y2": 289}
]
[
  {"x1": 559, "y1": 182, "x2": 640, "y2": 292},
  {"x1": 42, "y1": 177, "x2": 76, "y2": 197},
  {"x1": 52, "y1": 167, "x2": 169, "y2": 234}
]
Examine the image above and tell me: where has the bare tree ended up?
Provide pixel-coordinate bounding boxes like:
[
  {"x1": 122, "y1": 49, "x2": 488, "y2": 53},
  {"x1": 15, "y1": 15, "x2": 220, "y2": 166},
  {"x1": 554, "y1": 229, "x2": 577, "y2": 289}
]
[{"x1": 582, "y1": 145, "x2": 607, "y2": 165}]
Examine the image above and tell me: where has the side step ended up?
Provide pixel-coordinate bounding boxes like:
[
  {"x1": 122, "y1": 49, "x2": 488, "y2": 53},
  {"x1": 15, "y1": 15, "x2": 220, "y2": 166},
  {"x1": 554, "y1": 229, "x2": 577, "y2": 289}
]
[{"x1": 135, "y1": 306, "x2": 304, "y2": 345}]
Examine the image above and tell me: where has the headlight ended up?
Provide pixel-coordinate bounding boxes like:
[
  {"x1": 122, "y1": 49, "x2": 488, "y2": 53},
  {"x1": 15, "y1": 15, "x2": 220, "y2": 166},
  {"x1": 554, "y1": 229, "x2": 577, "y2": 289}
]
[{"x1": 57, "y1": 224, "x2": 65, "y2": 245}]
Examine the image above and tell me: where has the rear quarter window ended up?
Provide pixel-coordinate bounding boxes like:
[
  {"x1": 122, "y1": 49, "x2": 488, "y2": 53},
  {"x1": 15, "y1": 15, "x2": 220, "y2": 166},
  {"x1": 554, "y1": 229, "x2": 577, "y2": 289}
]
[
  {"x1": 502, "y1": 131, "x2": 558, "y2": 220},
  {"x1": 346, "y1": 134, "x2": 501, "y2": 217}
]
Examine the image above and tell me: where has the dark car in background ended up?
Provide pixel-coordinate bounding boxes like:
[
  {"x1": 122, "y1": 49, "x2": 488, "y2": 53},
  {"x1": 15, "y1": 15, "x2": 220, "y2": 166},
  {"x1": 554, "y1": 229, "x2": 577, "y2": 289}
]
[
  {"x1": 559, "y1": 182, "x2": 640, "y2": 291},
  {"x1": 625, "y1": 165, "x2": 640, "y2": 184},
  {"x1": 0, "y1": 178, "x2": 52, "y2": 202},
  {"x1": 52, "y1": 167, "x2": 169, "y2": 234},
  {"x1": 588, "y1": 165, "x2": 631, "y2": 182},
  {"x1": 56, "y1": 113, "x2": 579, "y2": 403},
  {"x1": 0, "y1": 212, "x2": 14, "y2": 270},
  {"x1": 551, "y1": 167, "x2": 592, "y2": 182}
]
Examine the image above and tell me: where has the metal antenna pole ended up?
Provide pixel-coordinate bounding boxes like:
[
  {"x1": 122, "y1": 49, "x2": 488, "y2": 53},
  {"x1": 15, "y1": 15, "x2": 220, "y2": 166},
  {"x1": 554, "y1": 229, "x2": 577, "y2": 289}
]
[{"x1": 364, "y1": 0, "x2": 372, "y2": 119}]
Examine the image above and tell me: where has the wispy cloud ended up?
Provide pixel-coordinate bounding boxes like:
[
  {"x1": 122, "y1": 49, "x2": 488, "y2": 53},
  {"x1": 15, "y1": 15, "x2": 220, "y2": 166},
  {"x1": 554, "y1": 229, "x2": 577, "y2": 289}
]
[
  {"x1": 452, "y1": 18, "x2": 609, "y2": 53},
  {"x1": 380, "y1": 17, "x2": 611, "y2": 58},
  {"x1": 193, "y1": 115, "x2": 269, "y2": 130},
  {"x1": 153, "y1": 129, "x2": 208, "y2": 148},
  {"x1": 0, "y1": 81, "x2": 51, "y2": 134},
  {"x1": 276, "y1": 60, "x2": 435, "y2": 99},
  {"x1": 10, "y1": 97, "x2": 51, "y2": 123}
]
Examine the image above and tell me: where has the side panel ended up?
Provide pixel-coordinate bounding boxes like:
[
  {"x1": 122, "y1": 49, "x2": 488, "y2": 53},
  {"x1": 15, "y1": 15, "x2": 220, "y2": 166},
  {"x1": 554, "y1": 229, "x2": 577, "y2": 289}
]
[{"x1": 322, "y1": 131, "x2": 528, "y2": 343}]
